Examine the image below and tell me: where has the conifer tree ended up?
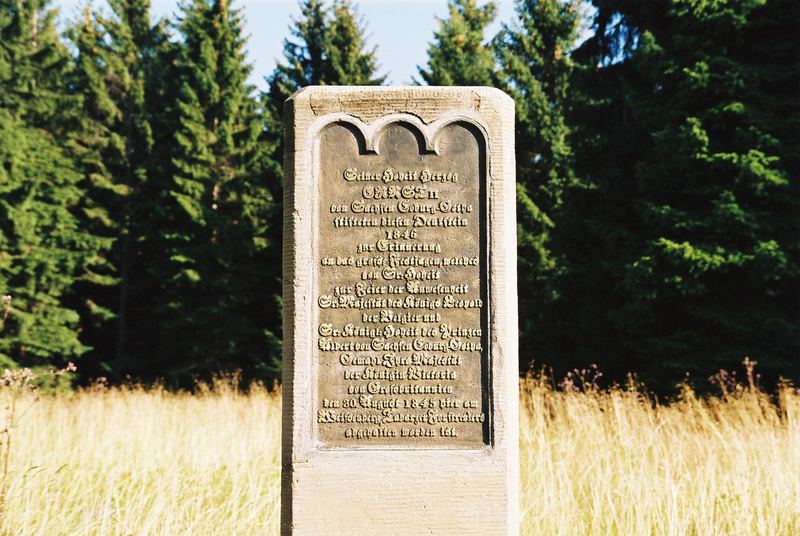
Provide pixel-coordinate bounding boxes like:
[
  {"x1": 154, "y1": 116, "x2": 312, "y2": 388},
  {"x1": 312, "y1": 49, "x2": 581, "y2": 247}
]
[
  {"x1": 149, "y1": 0, "x2": 276, "y2": 383},
  {"x1": 0, "y1": 0, "x2": 110, "y2": 368},
  {"x1": 68, "y1": 0, "x2": 169, "y2": 377},
  {"x1": 417, "y1": 0, "x2": 497, "y2": 86},
  {"x1": 555, "y1": 0, "x2": 800, "y2": 387},
  {"x1": 326, "y1": 0, "x2": 385, "y2": 85},
  {"x1": 267, "y1": 0, "x2": 385, "y2": 109},
  {"x1": 267, "y1": 0, "x2": 329, "y2": 108},
  {"x1": 493, "y1": 0, "x2": 581, "y2": 361},
  {"x1": 260, "y1": 0, "x2": 386, "y2": 378},
  {"x1": 0, "y1": 0, "x2": 72, "y2": 128},
  {"x1": 265, "y1": 0, "x2": 384, "y2": 188},
  {"x1": 610, "y1": 0, "x2": 799, "y2": 383},
  {"x1": 265, "y1": 0, "x2": 385, "y2": 143},
  {"x1": 264, "y1": 0, "x2": 385, "y2": 161}
]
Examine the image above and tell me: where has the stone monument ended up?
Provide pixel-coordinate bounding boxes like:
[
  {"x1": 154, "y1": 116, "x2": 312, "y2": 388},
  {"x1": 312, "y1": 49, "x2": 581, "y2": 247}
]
[{"x1": 282, "y1": 86, "x2": 518, "y2": 535}]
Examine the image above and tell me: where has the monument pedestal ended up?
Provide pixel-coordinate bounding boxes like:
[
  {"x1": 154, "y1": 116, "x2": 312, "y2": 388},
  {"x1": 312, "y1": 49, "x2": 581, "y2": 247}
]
[{"x1": 282, "y1": 87, "x2": 518, "y2": 535}]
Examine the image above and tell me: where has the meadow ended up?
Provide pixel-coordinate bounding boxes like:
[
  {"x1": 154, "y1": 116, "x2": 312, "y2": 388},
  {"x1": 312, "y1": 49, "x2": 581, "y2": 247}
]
[{"x1": 3, "y1": 373, "x2": 798, "y2": 535}]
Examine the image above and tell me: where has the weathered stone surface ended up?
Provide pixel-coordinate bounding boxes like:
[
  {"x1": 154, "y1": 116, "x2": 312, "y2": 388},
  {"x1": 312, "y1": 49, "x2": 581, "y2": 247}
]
[{"x1": 282, "y1": 86, "x2": 518, "y2": 535}]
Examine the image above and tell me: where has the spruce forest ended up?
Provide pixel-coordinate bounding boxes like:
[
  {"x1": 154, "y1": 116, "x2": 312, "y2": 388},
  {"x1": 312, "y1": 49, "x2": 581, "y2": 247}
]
[{"x1": 1, "y1": 0, "x2": 797, "y2": 392}]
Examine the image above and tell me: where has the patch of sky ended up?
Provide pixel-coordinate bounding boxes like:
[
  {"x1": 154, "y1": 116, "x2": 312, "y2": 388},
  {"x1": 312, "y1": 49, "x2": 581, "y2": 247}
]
[
  {"x1": 53, "y1": 0, "x2": 595, "y2": 89},
  {"x1": 55, "y1": 0, "x2": 518, "y2": 89}
]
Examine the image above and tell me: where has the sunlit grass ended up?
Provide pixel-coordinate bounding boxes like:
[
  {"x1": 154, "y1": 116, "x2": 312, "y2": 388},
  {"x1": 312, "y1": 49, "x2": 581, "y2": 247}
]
[
  {"x1": 5, "y1": 380, "x2": 282, "y2": 535},
  {"x1": 518, "y1": 373, "x2": 799, "y2": 535},
  {"x1": 4, "y1": 374, "x2": 798, "y2": 535}
]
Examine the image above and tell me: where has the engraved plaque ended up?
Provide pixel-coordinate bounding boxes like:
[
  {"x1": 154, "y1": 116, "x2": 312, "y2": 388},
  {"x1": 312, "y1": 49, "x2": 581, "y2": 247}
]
[
  {"x1": 282, "y1": 87, "x2": 518, "y2": 536},
  {"x1": 315, "y1": 121, "x2": 489, "y2": 448}
]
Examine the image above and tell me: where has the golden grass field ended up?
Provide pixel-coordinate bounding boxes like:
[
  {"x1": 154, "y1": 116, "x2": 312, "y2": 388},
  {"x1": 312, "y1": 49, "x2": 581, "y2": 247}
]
[{"x1": 3, "y1": 375, "x2": 798, "y2": 535}]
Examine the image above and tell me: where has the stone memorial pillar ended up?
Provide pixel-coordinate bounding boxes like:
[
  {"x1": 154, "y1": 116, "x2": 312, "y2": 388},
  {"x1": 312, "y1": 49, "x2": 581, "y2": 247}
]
[{"x1": 282, "y1": 86, "x2": 518, "y2": 535}]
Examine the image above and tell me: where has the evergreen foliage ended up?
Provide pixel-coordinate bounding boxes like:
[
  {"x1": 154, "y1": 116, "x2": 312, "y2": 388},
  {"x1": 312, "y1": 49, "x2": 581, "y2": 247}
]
[
  {"x1": 0, "y1": 0, "x2": 72, "y2": 128},
  {"x1": 268, "y1": 0, "x2": 328, "y2": 106},
  {"x1": 0, "y1": 0, "x2": 110, "y2": 368},
  {"x1": 264, "y1": 0, "x2": 385, "y2": 163},
  {"x1": 265, "y1": 0, "x2": 386, "y2": 184},
  {"x1": 326, "y1": 0, "x2": 385, "y2": 85},
  {"x1": 267, "y1": 0, "x2": 384, "y2": 108},
  {"x1": 493, "y1": 0, "x2": 582, "y2": 363},
  {"x1": 260, "y1": 0, "x2": 386, "y2": 380},
  {"x1": 264, "y1": 0, "x2": 385, "y2": 161},
  {"x1": 555, "y1": 0, "x2": 800, "y2": 386},
  {"x1": 148, "y1": 0, "x2": 276, "y2": 384},
  {"x1": 417, "y1": 0, "x2": 497, "y2": 86},
  {"x1": 0, "y1": 0, "x2": 796, "y2": 390},
  {"x1": 67, "y1": 0, "x2": 168, "y2": 378}
]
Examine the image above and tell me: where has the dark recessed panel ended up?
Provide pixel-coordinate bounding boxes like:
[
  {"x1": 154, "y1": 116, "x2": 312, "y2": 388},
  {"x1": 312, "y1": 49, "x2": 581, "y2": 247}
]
[{"x1": 315, "y1": 121, "x2": 489, "y2": 449}]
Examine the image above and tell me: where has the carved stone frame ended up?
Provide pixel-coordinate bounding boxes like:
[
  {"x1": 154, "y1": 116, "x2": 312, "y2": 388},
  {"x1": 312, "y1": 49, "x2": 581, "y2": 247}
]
[{"x1": 282, "y1": 87, "x2": 518, "y2": 536}]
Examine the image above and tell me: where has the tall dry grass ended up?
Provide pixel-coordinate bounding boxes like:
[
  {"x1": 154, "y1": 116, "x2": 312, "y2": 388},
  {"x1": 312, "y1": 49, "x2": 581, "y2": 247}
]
[
  {"x1": 3, "y1": 374, "x2": 798, "y2": 535},
  {"x1": 519, "y1": 373, "x2": 799, "y2": 535},
  {"x1": 4, "y1": 380, "x2": 282, "y2": 535}
]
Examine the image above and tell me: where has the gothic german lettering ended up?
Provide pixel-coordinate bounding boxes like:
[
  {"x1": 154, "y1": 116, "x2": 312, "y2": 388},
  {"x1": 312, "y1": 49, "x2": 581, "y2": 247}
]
[{"x1": 315, "y1": 121, "x2": 489, "y2": 448}]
